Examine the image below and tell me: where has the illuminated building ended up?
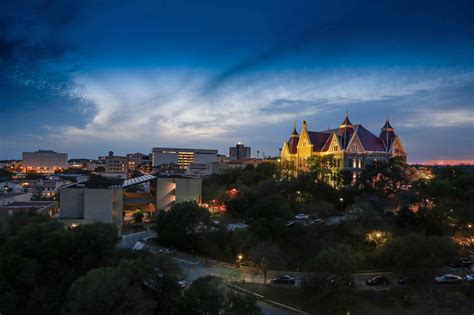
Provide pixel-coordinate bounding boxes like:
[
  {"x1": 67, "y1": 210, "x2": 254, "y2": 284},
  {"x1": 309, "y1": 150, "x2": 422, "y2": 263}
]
[
  {"x1": 104, "y1": 151, "x2": 128, "y2": 175},
  {"x1": 126, "y1": 152, "x2": 152, "y2": 170},
  {"x1": 22, "y1": 150, "x2": 68, "y2": 173},
  {"x1": 280, "y1": 115, "x2": 407, "y2": 178},
  {"x1": 152, "y1": 147, "x2": 218, "y2": 169}
]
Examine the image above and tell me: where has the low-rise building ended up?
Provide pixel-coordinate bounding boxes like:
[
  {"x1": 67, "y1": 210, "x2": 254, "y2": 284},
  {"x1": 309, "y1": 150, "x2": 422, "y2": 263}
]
[
  {"x1": 152, "y1": 147, "x2": 218, "y2": 170},
  {"x1": 59, "y1": 178, "x2": 124, "y2": 228},
  {"x1": 152, "y1": 175, "x2": 202, "y2": 210},
  {"x1": 104, "y1": 151, "x2": 129, "y2": 175},
  {"x1": 126, "y1": 153, "x2": 152, "y2": 170},
  {"x1": 22, "y1": 150, "x2": 68, "y2": 173},
  {"x1": 0, "y1": 192, "x2": 32, "y2": 206},
  {"x1": 59, "y1": 174, "x2": 203, "y2": 230}
]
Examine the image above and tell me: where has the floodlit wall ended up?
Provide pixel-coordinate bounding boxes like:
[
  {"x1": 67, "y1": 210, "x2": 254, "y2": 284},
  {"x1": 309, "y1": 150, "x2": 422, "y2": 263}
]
[{"x1": 155, "y1": 177, "x2": 202, "y2": 210}]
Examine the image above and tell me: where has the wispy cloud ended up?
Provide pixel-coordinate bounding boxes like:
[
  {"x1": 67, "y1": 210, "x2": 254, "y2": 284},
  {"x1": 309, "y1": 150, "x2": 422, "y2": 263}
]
[{"x1": 59, "y1": 68, "x2": 472, "y2": 148}]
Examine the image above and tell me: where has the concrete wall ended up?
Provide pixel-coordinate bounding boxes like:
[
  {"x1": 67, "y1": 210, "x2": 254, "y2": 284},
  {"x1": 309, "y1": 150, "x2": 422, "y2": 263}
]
[
  {"x1": 194, "y1": 152, "x2": 218, "y2": 164},
  {"x1": 175, "y1": 177, "x2": 202, "y2": 204},
  {"x1": 111, "y1": 188, "x2": 123, "y2": 227},
  {"x1": 155, "y1": 177, "x2": 202, "y2": 210},
  {"x1": 84, "y1": 189, "x2": 113, "y2": 223},
  {"x1": 59, "y1": 188, "x2": 85, "y2": 219},
  {"x1": 155, "y1": 178, "x2": 177, "y2": 210}
]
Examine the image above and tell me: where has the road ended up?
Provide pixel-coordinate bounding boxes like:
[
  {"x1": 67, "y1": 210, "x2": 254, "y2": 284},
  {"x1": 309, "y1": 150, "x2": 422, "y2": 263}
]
[{"x1": 120, "y1": 234, "x2": 470, "y2": 314}]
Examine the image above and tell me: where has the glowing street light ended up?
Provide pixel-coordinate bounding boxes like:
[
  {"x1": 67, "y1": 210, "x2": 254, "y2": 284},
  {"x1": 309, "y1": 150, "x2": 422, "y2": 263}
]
[{"x1": 237, "y1": 255, "x2": 243, "y2": 268}]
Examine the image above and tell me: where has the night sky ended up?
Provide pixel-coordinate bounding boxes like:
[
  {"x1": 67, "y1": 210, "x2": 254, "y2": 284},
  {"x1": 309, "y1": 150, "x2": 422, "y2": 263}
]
[{"x1": 1, "y1": 0, "x2": 473, "y2": 163}]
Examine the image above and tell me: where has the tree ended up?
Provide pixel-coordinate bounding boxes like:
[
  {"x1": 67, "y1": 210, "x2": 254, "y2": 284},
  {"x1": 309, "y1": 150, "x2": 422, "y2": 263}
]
[
  {"x1": 246, "y1": 195, "x2": 292, "y2": 220},
  {"x1": 63, "y1": 258, "x2": 165, "y2": 315},
  {"x1": 249, "y1": 241, "x2": 285, "y2": 284},
  {"x1": 310, "y1": 243, "x2": 361, "y2": 277},
  {"x1": 155, "y1": 201, "x2": 210, "y2": 250},
  {"x1": 133, "y1": 209, "x2": 145, "y2": 223},
  {"x1": 383, "y1": 233, "x2": 458, "y2": 280},
  {"x1": 307, "y1": 154, "x2": 335, "y2": 184},
  {"x1": 0, "y1": 221, "x2": 119, "y2": 314},
  {"x1": 178, "y1": 276, "x2": 261, "y2": 315}
]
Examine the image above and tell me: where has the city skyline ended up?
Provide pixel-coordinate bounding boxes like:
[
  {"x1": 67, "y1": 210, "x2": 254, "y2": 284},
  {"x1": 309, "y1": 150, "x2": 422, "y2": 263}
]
[{"x1": 1, "y1": 0, "x2": 473, "y2": 163}]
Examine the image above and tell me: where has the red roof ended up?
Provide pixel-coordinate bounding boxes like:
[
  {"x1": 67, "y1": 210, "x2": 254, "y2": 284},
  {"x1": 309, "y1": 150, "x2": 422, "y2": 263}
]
[
  {"x1": 287, "y1": 136, "x2": 299, "y2": 154},
  {"x1": 354, "y1": 125, "x2": 386, "y2": 151},
  {"x1": 308, "y1": 132, "x2": 331, "y2": 152}
]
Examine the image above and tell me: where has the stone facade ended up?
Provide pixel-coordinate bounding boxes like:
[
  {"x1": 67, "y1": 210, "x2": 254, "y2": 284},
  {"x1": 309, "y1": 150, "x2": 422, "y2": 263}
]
[{"x1": 280, "y1": 115, "x2": 407, "y2": 179}]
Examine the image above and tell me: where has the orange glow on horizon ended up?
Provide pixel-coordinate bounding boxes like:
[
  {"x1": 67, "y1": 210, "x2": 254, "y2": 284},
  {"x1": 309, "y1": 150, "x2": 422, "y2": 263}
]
[{"x1": 415, "y1": 159, "x2": 474, "y2": 166}]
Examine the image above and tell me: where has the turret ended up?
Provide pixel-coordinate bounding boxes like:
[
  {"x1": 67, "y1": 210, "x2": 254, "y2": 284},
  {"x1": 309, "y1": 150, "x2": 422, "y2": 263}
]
[
  {"x1": 337, "y1": 114, "x2": 354, "y2": 149},
  {"x1": 379, "y1": 119, "x2": 396, "y2": 150}
]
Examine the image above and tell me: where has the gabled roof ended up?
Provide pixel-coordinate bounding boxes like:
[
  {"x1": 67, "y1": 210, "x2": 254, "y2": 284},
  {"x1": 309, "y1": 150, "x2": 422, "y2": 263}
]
[
  {"x1": 321, "y1": 133, "x2": 340, "y2": 152},
  {"x1": 353, "y1": 125, "x2": 386, "y2": 151},
  {"x1": 308, "y1": 132, "x2": 331, "y2": 152}
]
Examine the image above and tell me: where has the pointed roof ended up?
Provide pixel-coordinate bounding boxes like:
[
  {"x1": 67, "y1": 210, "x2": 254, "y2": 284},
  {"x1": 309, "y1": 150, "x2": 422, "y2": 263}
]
[
  {"x1": 339, "y1": 114, "x2": 353, "y2": 128},
  {"x1": 287, "y1": 134, "x2": 299, "y2": 154},
  {"x1": 379, "y1": 120, "x2": 396, "y2": 151},
  {"x1": 290, "y1": 127, "x2": 299, "y2": 137},
  {"x1": 381, "y1": 120, "x2": 394, "y2": 130}
]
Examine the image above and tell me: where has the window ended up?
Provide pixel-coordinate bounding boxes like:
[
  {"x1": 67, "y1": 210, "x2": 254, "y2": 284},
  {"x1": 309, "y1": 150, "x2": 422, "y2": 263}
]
[{"x1": 348, "y1": 158, "x2": 353, "y2": 168}]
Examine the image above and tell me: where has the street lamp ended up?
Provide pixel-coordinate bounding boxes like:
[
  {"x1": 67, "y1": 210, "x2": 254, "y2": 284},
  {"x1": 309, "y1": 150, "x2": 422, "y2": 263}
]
[
  {"x1": 339, "y1": 197, "x2": 344, "y2": 212},
  {"x1": 237, "y1": 255, "x2": 243, "y2": 268}
]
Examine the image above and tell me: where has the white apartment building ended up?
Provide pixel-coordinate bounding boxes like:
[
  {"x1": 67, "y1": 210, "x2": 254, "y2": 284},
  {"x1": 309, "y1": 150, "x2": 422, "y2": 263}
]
[
  {"x1": 152, "y1": 147, "x2": 218, "y2": 169},
  {"x1": 22, "y1": 150, "x2": 68, "y2": 173}
]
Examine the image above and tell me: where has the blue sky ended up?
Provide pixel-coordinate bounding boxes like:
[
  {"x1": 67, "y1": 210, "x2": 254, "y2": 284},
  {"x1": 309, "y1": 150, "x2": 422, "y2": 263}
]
[{"x1": 1, "y1": 0, "x2": 473, "y2": 163}]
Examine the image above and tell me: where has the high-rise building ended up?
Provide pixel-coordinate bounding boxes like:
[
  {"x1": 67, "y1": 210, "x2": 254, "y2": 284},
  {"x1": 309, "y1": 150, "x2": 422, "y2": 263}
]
[
  {"x1": 229, "y1": 143, "x2": 251, "y2": 161},
  {"x1": 152, "y1": 147, "x2": 218, "y2": 169},
  {"x1": 22, "y1": 150, "x2": 68, "y2": 173}
]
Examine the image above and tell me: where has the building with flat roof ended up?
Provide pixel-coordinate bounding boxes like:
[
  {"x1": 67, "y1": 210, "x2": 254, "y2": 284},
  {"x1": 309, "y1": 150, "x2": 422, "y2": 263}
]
[
  {"x1": 59, "y1": 174, "x2": 202, "y2": 230},
  {"x1": 59, "y1": 178, "x2": 124, "y2": 229},
  {"x1": 152, "y1": 175, "x2": 202, "y2": 210},
  {"x1": 152, "y1": 147, "x2": 218, "y2": 169},
  {"x1": 229, "y1": 143, "x2": 251, "y2": 161},
  {"x1": 104, "y1": 151, "x2": 129, "y2": 176},
  {"x1": 126, "y1": 152, "x2": 152, "y2": 170},
  {"x1": 22, "y1": 150, "x2": 68, "y2": 173}
]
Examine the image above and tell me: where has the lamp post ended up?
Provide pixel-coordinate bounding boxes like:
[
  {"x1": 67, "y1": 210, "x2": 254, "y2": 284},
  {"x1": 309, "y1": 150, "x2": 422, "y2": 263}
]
[
  {"x1": 339, "y1": 197, "x2": 344, "y2": 213},
  {"x1": 237, "y1": 255, "x2": 243, "y2": 268}
]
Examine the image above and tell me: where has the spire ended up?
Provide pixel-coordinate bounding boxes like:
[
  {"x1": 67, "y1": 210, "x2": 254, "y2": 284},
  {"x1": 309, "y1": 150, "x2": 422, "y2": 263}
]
[
  {"x1": 290, "y1": 126, "x2": 299, "y2": 137},
  {"x1": 339, "y1": 113, "x2": 353, "y2": 128},
  {"x1": 338, "y1": 113, "x2": 354, "y2": 149},
  {"x1": 381, "y1": 119, "x2": 394, "y2": 131},
  {"x1": 379, "y1": 118, "x2": 396, "y2": 151}
]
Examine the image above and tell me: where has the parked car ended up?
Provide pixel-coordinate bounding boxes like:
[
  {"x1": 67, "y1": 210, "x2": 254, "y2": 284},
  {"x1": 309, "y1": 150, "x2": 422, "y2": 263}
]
[
  {"x1": 434, "y1": 274, "x2": 463, "y2": 284},
  {"x1": 366, "y1": 275, "x2": 390, "y2": 286},
  {"x1": 159, "y1": 248, "x2": 171, "y2": 254},
  {"x1": 464, "y1": 274, "x2": 474, "y2": 282},
  {"x1": 272, "y1": 275, "x2": 296, "y2": 285},
  {"x1": 446, "y1": 258, "x2": 472, "y2": 268},
  {"x1": 295, "y1": 214, "x2": 309, "y2": 220}
]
